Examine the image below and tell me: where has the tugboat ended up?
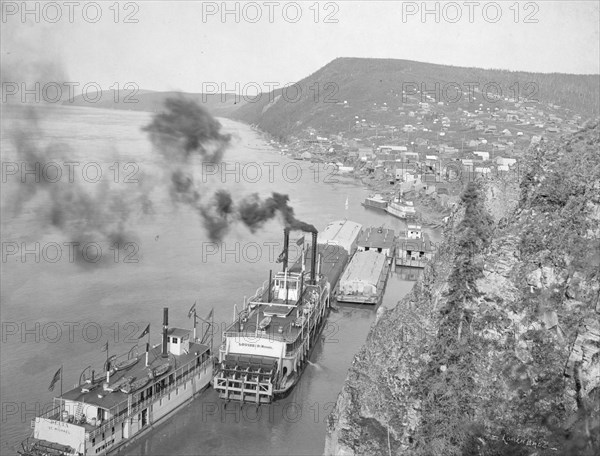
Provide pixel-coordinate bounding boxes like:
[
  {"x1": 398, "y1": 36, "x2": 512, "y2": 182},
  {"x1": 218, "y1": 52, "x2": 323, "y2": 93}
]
[
  {"x1": 20, "y1": 308, "x2": 213, "y2": 456},
  {"x1": 213, "y1": 220, "x2": 362, "y2": 403}
]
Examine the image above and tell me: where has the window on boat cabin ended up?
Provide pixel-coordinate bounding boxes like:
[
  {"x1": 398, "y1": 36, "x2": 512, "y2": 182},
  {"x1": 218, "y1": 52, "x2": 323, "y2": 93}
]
[
  {"x1": 378, "y1": 248, "x2": 382, "y2": 253},
  {"x1": 365, "y1": 247, "x2": 370, "y2": 251},
  {"x1": 172, "y1": 337, "x2": 178, "y2": 343},
  {"x1": 169, "y1": 374, "x2": 174, "y2": 385}
]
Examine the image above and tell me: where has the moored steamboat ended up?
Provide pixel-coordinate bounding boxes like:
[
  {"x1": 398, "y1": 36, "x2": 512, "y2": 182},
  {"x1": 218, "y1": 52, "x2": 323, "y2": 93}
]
[
  {"x1": 20, "y1": 308, "x2": 213, "y2": 456},
  {"x1": 213, "y1": 220, "x2": 362, "y2": 403}
]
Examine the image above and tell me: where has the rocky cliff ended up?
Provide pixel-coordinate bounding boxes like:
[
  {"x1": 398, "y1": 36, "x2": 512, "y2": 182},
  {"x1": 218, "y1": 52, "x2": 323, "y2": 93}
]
[{"x1": 325, "y1": 123, "x2": 600, "y2": 455}]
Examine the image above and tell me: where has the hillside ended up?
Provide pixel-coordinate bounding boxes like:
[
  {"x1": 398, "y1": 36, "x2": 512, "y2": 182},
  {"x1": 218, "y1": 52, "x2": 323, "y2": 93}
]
[
  {"x1": 231, "y1": 57, "x2": 600, "y2": 139},
  {"x1": 65, "y1": 90, "x2": 245, "y2": 117},
  {"x1": 325, "y1": 122, "x2": 600, "y2": 455}
]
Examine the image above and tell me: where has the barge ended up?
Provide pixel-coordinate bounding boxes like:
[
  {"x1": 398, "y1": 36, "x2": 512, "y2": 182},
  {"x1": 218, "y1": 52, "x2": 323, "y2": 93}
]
[
  {"x1": 361, "y1": 194, "x2": 388, "y2": 211},
  {"x1": 213, "y1": 220, "x2": 362, "y2": 403},
  {"x1": 20, "y1": 308, "x2": 213, "y2": 456},
  {"x1": 336, "y1": 249, "x2": 390, "y2": 305}
]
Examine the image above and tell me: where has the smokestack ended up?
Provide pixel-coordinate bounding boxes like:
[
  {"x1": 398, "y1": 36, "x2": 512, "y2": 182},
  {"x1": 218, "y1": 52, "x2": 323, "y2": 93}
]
[
  {"x1": 310, "y1": 232, "x2": 318, "y2": 284},
  {"x1": 162, "y1": 307, "x2": 169, "y2": 358},
  {"x1": 283, "y1": 228, "x2": 290, "y2": 272}
]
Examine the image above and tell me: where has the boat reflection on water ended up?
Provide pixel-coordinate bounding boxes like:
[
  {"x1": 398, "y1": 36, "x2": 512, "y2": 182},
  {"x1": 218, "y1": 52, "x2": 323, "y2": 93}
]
[{"x1": 395, "y1": 266, "x2": 423, "y2": 282}]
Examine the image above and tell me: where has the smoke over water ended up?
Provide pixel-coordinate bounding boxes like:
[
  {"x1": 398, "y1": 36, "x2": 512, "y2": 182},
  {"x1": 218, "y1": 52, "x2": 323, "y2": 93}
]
[
  {"x1": 4, "y1": 107, "x2": 142, "y2": 267},
  {"x1": 144, "y1": 98, "x2": 316, "y2": 241}
]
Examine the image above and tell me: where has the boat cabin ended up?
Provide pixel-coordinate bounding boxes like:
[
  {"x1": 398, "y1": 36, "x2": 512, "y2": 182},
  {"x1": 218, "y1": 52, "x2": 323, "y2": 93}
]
[
  {"x1": 396, "y1": 224, "x2": 434, "y2": 268},
  {"x1": 357, "y1": 227, "x2": 395, "y2": 258}
]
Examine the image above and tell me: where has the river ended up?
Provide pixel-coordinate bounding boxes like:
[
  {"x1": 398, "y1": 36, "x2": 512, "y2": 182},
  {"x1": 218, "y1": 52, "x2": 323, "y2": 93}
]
[{"x1": 0, "y1": 104, "x2": 439, "y2": 455}]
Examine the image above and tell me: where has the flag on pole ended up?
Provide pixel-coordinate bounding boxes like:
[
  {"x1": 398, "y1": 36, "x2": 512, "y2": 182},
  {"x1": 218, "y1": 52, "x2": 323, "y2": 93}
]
[
  {"x1": 188, "y1": 302, "x2": 196, "y2": 319},
  {"x1": 276, "y1": 249, "x2": 286, "y2": 263},
  {"x1": 138, "y1": 324, "x2": 150, "y2": 339},
  {"x1": 48, "y1": 367, "x2": 62, "y2": 391},
  {"x1": 296, "y1": 236, "x2": 305, "y2": 246},
  {"x1": 101, "y1": 341, "x2": 108, "y2": 352},
  {"x1": 206, "y1": 308, "x2": 213, "y2": 321}
]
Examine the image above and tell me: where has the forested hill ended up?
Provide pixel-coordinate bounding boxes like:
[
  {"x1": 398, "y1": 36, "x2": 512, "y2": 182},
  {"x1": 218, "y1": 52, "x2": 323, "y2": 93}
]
[{"x1": 231, "y1": 57, "x2": 600, "y2": 138}]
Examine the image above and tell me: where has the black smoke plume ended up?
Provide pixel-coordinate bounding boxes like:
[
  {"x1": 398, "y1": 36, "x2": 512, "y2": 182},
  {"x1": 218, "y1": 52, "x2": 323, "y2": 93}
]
[
  {"x1": 143, "y1": 97, "x2": 231, "y2": 206},
  {"x1": 195, "y1": 191, "x2": 316, "y2": 242},
  {"x1": 142, "y1": 97, "x2": 231, "y2": 163}
]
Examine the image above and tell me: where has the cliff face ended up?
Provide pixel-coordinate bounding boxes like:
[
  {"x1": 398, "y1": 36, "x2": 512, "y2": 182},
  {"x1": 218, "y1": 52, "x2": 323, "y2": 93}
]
[{"x1": 325, "y1": 123, "x2": 600, "y2": 455}]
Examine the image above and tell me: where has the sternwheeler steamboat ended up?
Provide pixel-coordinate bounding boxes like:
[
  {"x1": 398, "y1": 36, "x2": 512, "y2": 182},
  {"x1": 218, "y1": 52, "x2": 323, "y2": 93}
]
[
  {"x1": 19, "y1": 308, "x2": 213, "y2": 456},
  {"x1": 213, "y1": 220, "x2": 362, "y2": 403}
]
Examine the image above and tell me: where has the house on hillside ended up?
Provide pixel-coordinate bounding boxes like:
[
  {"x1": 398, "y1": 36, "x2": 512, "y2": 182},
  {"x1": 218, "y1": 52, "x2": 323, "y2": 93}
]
[{"x1": 473, "y1": 151, "x2": 490, "y2": 161}]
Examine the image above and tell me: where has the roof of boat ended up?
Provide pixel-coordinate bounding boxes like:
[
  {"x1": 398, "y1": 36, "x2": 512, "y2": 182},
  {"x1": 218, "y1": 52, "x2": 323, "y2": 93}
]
[
  {"x1": 317, "y1": 220, "x2": 363, "y2": 253},
  {"x1": 59, "y1": 341, "x2": 209, "y2": 411},
  {"x1": 339, "y1": 250, "x2": 387, "y2": 285},
  {"x1": 358, "y1": 227, "x2": 395, "y2": 249}
]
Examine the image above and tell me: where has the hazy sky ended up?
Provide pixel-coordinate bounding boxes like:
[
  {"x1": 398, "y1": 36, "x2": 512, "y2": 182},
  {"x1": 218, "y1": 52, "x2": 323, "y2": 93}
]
[{"x1": 2, "y1": 1, "x2": 599, "y2": 94}]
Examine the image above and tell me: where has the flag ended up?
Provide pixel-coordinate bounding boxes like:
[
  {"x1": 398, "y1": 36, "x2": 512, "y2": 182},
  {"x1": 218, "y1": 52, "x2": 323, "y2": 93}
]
[
  {"x1": 206, "y1": 308, "x2": 213, "y2": 321},
  {"x1": 276, "y1": 250, "x2": 286, "y2": 263},
  {"x1": 138, "y1": 324, "x2": 150, "y2": 339},
  {"x1": 101, "y1": 341, "x2": 108, "y2": 352},
  {"x1": 188, "y1": 301, "x2": 196, "y2": 319},
  {"x1": 48, "y1": 367, "x2": 61, "y2": 391},
  {"x1": 296, "y1": 236, "x2": 304, "y2": 246}
]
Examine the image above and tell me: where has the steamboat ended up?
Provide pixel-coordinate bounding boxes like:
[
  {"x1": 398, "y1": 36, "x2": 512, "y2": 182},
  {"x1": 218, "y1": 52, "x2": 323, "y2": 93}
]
[
  {"x1": 213, "y1": 220, "x2": 362, "y2": 403},
  {"x1": 386, "y1": 193, "x2": 417, "y2": 220},
  {"x1": 20, "y1": 308, "x2": 213, "y2": 456}
]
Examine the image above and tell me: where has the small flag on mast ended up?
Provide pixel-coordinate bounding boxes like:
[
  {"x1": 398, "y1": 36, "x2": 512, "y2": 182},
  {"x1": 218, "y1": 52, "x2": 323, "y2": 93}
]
[
  {"x1": 101, "y1": 341, "x2": 108, "y2": 352},
  {"x1": 138, "y1": 324, "x2": 150, "y2": 339},
  {"x1": 276, "y1": 250, "x2": 286, "y2": 263},
  {"x1": 48, "y1": 367, "x2": 62, "y2": 391},
  {"x1": 188, "y1": 302, "x2": 196, "y2": 319},
  {"x1": 296, "y1": 236, "x2": 304, "y2": 246}
]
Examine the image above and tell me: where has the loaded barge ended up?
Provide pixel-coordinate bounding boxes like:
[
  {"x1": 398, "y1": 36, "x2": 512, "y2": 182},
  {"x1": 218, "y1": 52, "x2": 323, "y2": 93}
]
[
  {"x1": 20, "y1": 308, "x2": 213, "y2": 456},
  {"x1": 213, "y1": 220, "x2": 362, "y2": 403},
  {"x1": 336, "y1": 227, "x2": 393, "y2": 305}
]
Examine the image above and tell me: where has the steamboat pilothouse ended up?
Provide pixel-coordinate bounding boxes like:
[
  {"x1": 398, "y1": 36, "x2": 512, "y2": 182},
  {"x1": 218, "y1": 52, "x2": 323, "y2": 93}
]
[{"x1": 214, "y1": 221, "x2": 361, "y2": 403}]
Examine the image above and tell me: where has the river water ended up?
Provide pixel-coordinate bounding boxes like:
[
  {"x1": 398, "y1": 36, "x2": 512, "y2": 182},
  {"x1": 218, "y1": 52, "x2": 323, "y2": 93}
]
[{"x1": 0, "y1": 105, "x2": 438, "y2": 455}]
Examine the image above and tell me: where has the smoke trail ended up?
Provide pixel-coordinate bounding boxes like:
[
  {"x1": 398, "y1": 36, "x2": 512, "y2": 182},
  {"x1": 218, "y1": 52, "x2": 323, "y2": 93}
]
[
  {"x1": 143, "y1": 98, "x2": 316, "y2": 242},
  {"x1": 198, "y1": 190, "x2": 234, "y2": 241},
  {"x1": 143, "y1": 97, "x2": 231, "y2": 206},
  {"x1": 238, "y1": 192, "x2": 317, "y2": 233},
  {"x1": 199, "y1": 191, "x2": 316, "y2": 241},
  {"x1": 3, "y1": 106, "x2": 144, "y2": 267},
  {"x1": 143, "y1": 97, "x2": 231, "y2": 162}
]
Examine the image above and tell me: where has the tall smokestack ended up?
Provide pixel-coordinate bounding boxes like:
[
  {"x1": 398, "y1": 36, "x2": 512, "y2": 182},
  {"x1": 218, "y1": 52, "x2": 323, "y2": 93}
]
[
  {"x1": 310, "y1": 232, "x2": 318, "y2": 284},
  {"x1": 162, "y1": 307, "x2": 169, "y2": 358},
  {"x1": 283, "y1": 228, "x2": 290, "y2": 272}
]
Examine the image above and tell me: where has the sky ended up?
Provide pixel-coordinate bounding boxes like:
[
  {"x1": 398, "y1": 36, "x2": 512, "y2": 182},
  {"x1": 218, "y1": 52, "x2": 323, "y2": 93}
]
[{"x1": 1, "y1": 1, "x2": 599, "y2": 95}]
